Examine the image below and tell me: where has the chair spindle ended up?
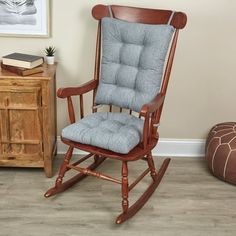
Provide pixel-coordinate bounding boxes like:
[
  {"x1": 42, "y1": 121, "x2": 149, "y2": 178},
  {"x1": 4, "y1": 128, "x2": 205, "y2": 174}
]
[
  {"x1": 67, "y1": 97, "x2": 75, "y2": 123},
  {"x1": 79, "y1": 94, "x2": 84, "y2": 119}
]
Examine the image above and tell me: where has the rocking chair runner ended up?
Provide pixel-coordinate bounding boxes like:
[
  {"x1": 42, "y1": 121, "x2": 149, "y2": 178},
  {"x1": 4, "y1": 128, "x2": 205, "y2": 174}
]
[{"x1": 45, "y1": 4, "x2": 187, "y2": 224}]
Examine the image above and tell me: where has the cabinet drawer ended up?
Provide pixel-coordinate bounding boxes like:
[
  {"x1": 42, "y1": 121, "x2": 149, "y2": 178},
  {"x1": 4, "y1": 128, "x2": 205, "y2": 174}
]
[{"x1": 0, "y1": 86, "x2": 41, "y2": 109}]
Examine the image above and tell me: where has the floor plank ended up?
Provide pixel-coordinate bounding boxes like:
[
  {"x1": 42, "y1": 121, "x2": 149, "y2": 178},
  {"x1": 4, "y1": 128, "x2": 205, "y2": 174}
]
[{"x1": 0, "y1": 156, "x2": 236, "y2": 236}]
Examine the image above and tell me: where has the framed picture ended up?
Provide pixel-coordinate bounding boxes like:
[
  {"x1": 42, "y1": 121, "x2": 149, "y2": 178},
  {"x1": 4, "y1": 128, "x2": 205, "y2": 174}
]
[{"x1": 0, "y1": 0, "x2": 50, "y2": 37}]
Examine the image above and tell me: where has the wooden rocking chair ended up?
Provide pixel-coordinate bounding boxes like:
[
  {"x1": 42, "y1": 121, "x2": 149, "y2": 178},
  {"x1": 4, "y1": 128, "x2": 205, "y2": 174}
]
[{"x1": 45, "y1": 4, "x2": 187, "y2": 224}]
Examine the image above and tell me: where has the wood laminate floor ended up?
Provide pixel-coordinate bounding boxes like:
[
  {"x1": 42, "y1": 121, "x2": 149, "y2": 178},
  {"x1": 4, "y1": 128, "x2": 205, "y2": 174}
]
[{"x1": 0, "y1": 156, "x2": 236, "y2": 236}]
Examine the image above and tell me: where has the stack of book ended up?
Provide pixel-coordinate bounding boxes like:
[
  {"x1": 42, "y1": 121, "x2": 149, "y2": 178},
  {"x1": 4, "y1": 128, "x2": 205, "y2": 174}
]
[{"x1": 1, "y1": 53, "x2": 44, "y2": 76}]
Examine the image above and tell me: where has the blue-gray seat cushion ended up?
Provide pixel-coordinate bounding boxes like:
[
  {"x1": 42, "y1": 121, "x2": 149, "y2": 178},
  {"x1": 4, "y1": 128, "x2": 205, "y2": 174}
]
[
  {"x1": 95, "y1": 17, "x2": 174, "y2": 112},
  {"x1": 61, "y1": 112, "x2": 144, "y2": 154}
]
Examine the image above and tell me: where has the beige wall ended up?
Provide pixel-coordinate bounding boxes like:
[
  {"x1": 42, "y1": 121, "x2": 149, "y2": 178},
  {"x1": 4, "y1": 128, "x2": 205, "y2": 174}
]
[{"x1": 0, "y1": 0, "x2": 236, "y2": 139}]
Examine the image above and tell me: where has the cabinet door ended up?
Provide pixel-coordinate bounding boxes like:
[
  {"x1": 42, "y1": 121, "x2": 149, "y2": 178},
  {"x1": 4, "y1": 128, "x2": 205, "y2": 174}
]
[{"x1": 0, "y1": 86, "x2": 43, "y2": 166}]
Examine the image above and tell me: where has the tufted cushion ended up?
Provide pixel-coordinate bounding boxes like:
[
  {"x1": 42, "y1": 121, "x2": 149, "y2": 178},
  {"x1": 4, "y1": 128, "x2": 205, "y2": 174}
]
[
  {"x1": 95, "y1": 17, "x2": 174, "y2": 112},
  {"x1": 61, "y1": 112, "x2": 144, "y2": 154}
]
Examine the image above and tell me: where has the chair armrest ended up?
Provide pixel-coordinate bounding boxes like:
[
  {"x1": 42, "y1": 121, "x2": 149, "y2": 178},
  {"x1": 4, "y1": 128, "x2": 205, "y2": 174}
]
[
  {"x1": 140, "y1": 93, "x2": 165, "y2": 149},
  {"x1": 57, "y1": 80, "x2": 98, "y2": 98},
  {"x1": 140, "y1": 93, "x2": 165, "y2": 116}
]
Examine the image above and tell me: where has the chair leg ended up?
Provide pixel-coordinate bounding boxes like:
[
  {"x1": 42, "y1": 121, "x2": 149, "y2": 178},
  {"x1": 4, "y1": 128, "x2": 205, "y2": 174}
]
[
  {"x1": 116, "y1": 157, "x2": 171, "y2": 224},
  {"x1": 44, "y1": 154, "x2": 106, "y2": 198},
  {"x1": 94, "y1": 154, "x2": 100, "y2": 164},
  {"x1": 146, "y1": 152, "x2": 158, "y2": 181},
  {"x1": 121, "y1": 161, "x2": 129, "y2": 213},
  {"x1": 55, "y1": 146, "x2": 74, "y2": 188},
  {"x1": 44, "y1": 146, "x2": 74, "y2": 197}
]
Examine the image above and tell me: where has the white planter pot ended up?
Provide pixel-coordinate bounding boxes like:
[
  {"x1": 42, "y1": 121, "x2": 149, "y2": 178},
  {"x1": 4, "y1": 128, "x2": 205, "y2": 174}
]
[{"x1": 46, "y1": 56, "x2": 54, "y2": 65}]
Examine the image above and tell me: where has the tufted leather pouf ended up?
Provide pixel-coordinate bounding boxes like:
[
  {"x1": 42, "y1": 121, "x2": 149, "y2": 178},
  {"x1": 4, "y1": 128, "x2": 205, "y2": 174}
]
[{"x1": 206, "y1": 122, "x2": 236, "y2": 185}]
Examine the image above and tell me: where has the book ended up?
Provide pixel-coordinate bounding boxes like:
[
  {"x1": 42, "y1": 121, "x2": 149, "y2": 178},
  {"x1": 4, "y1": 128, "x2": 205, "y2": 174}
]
[
  {"x1": 2, "y1": 52, "x2": 44, "y2": 69},
  {"x1": 1, "y1": 62, "x2": 44, "y2": 76}
]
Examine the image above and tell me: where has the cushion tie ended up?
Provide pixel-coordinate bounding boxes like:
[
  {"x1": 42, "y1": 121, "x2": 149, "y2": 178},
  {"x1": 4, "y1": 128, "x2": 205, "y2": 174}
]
[
  {"x1": 108, "y1": 5, "x2": 114, "y2": 18},
  {"x1": 167, "y1": 11, "x2": 175, "y2": 25}
]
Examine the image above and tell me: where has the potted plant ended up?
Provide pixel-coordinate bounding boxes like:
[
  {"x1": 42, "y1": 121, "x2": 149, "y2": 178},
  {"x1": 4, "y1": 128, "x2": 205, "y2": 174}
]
[{"x1": 45, "y1": 46, "x2": 56, "y2": 65}]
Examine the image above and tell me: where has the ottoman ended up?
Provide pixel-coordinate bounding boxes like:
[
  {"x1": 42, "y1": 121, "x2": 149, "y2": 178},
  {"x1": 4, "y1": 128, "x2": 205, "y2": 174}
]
[{"x1": 206, "y1": 122, "x2": 236, "y2": 185}]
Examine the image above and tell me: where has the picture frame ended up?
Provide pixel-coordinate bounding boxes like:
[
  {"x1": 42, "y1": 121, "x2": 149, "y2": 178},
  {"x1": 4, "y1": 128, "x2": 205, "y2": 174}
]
[{"x1": 0, "y1": 0, "x2": 50, "y2": 37}]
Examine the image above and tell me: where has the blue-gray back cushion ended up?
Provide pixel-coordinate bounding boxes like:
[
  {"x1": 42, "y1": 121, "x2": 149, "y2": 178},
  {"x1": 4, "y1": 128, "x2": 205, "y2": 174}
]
[{"x1": 95, "y1": 17, "x2": 174, "y2": 112}]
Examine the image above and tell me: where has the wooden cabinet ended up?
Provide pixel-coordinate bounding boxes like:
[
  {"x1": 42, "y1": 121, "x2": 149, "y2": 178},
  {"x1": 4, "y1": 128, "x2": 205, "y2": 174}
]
[{"x1": 0, "y1": 63, "x2": 57, "y2": 177}]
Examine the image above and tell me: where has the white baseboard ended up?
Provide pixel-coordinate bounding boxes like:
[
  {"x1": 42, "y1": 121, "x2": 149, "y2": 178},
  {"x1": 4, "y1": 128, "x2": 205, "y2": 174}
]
[
  {"x1": 154, "y1": 138, "x2": 205, "y2": 157},
  {"x1": 57, "y1": 137, "x2": 205, "y2": 157}
]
